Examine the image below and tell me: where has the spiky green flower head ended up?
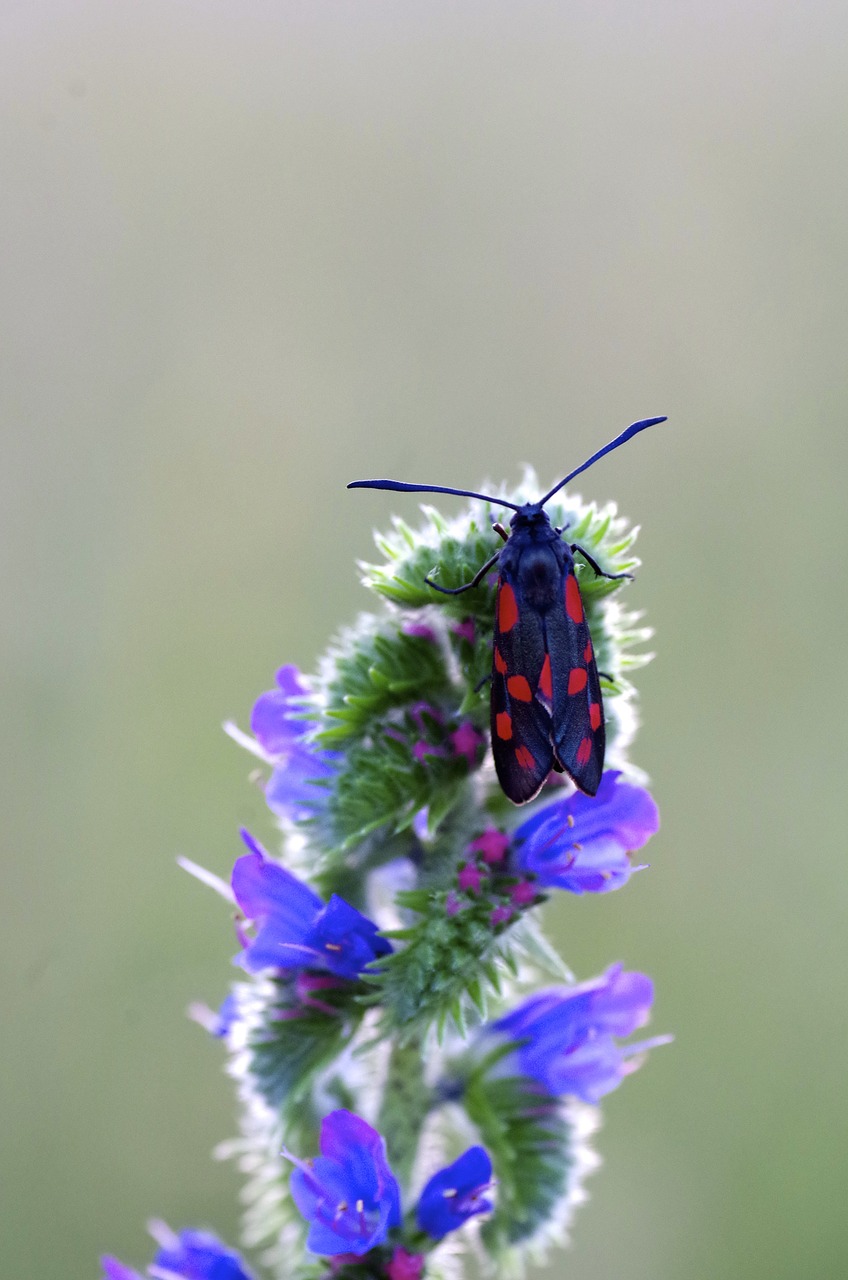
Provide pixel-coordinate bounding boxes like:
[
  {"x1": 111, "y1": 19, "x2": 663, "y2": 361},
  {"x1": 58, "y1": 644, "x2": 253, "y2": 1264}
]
[
  {"x1": 213, "y1": 471, "x2": 661, "y2": 1276},
  {"x1": 103, "y1": 437, "x2": 669, "y2": 1280},
  {"x1": 227, "y1": 475, "x2": 653, "y2": 1036},
  {"x1": 315, "y1": 476, "x2": 644, "y2": 816},
  {"x1": 306, "y1": 481, "x2": 633, "y2": 1018}
]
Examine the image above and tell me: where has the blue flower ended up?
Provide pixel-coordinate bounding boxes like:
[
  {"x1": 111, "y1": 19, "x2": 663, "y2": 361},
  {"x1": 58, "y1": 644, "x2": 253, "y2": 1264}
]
[
  {"x1": 150, "y1": 1229, "x2": 255, "y2": 1280},
  {"x1": 228, "y1": 664, "x2": 337, "y2": 822},
  {"x1": 232, "y1": 830, "x2": 391, "y2": 979},
  {"x1": 250, "y1": 664, "x2": 310, "y2": 755},
  {"x1": 416, "y1": 1146, "x2": 493, "y2": 1240},
  {"x1": 287, "y1": 1112, "x2": 495, "y2": 1256},
  {"x1": 102, "y1": 1228, "x2": 254, "y2": 1280},
  {"x1": 288, "y1": 1110, "x2": 402, "y2": 1256},
  {"x1": 513, "y1": 771, "x2": 659, "y2": 894},
  {"x1": 188, "y1": 991, "x2": 240, "y2": 1039},
  {"x1": 483, "y1": 964, "x2": 668, "y2": 1104}
]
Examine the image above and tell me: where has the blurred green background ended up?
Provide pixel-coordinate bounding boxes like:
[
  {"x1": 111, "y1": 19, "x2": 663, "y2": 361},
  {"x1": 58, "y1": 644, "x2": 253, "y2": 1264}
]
[{"x1": 3, "y1": 3, "x2": 847, "y2": 1277}]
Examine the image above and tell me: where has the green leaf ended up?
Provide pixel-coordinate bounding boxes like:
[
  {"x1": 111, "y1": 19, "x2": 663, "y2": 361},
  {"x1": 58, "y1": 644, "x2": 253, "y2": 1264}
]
[
  {"x1": 243, "y1": 981, "x2": 361, "y2": 1116},
  {"x1": 464, "y1": 1075, "x2": 582, "y2": 1250}
]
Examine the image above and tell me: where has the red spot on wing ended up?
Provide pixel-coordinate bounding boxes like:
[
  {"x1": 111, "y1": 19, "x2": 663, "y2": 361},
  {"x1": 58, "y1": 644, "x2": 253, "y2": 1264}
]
[
  {"x1": 576, "y1": 737, "x2": 592, "y2": 766},
  {"x1": 589, "y1": 702, "x2": 602, "y2": 730},
  {"x1": 515, "y1": 745, "x2": 536, "y2": 770},
  {"x1": 568, "y1": 668, "x2": 588, "y2": 695},
  {"x1": 538, "y1": 654, "x2": 552, "y2": 699},
  {"x1": 584, "y1": 640, "x2": 593, "y2": 664},
  {"x1": 565, "y1": 575, "x2": 584, "y2": 624},
  {"x1": 498, "y1": 583, "x2": 519, "y2": 632},
  {"x1": 507, "y1": 675, "x2": 532, "y2": 702},
  {"x1": 496, "y1": 712, "x2": 513, "y2": 740},
  {"x1": 494, "y1": 647, "x2": 508, "y2": 674}
]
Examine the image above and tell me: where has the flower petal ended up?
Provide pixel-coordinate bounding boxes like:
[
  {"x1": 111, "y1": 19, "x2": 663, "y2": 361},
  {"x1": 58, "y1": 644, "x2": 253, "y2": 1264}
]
[
  {"x1": 417, "y1": 1146, "x2": 493, "y2": 1239},
  {"x1": 304, "y1": 896, "x2": 392, "y2": 980},
  {"x1": 483, "y1": 966, "x2": 663, "y2": 1100},
  {"x1": 101, "y1": 1259, "x2": 142, "y2": 1280},
  {"x1": 249, "y1": 665, "x2": 310, "y2": 754},
  {"x1": 289, "y1": 1111, "x2": 401, "y2": 1257},
  {"x1": 514, "y1": 771, "x2": 658, "y2": 893},
  {"x1": 231, "y1": 834, "x2": 322, "y2": 973},
  {"x1": 150, "y1": 1228, "x2": 255, "y2": 1280},
  {"x1": 233, "y1": 832, "x2": 322, "y2": 916}
]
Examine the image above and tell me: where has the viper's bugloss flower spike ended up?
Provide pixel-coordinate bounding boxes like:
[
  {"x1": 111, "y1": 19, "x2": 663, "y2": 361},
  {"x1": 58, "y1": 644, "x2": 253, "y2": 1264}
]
[
  {"x1": 286, "y1": 1110, "x2": 402, "y2": 1256},
  {"x1": 232, "y1": 831, "x2": 391, "y2": 978},
  {"x1": 482, "y1": 964, "x2": 669, "y2": 1103},
  {"x1": 416, "y1": 1146, "x2": 494, "y2": 1240},
  {"x1": 102, "y1": 1227, "x2": 256, "y2": 1280},
  {"x1": 513, "y1": 770, "x2": 659, "y2": 893},
  {"x1": 107, "y1": 479, "x2": 669, "y2": 1277}
]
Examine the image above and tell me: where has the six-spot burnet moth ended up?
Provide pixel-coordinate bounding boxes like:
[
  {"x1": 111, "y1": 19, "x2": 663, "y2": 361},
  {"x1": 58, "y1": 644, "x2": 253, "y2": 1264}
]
[{"x1": 348, "y1": 416, "x2": 666, "y2": 804}]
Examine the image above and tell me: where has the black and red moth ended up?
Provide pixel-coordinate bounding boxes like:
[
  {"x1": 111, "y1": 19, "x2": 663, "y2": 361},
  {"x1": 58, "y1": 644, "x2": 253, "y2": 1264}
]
[{"x1": 348, "y1": 416, "x2": 665, "y2": 805}]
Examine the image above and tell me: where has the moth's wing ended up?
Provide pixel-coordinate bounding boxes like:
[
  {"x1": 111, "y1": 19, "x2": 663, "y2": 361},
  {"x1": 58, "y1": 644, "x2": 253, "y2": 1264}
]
[
  {"x1": 490, "y1": 575, "x2": 556, "y2": 805},
  {"x1": 548, "y1": 570, "x2": 605, "y2": 795}
]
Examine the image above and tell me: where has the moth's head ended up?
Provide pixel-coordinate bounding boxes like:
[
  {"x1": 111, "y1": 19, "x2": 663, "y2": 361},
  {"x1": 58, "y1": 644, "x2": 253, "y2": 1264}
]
[{"x1": 509, "y1": 501, "x2": 549, "y2": 530}]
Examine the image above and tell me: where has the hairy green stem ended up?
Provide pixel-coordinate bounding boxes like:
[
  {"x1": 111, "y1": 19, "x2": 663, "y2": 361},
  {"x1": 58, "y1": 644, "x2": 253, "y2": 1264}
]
[{"x1": 377, "y1": 1032, "x2": 431, "y2": 1190}]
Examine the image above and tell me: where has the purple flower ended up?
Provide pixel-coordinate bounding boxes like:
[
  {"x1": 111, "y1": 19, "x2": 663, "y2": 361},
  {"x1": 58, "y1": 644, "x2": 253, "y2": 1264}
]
[
  {"x1": 248, "y1": 665, "x2": 337, "y2": 821},
  {"x1": 450, "y1": 721, "x2": 483, "y2": 765},
  {"x1": 451, "y1": 618, "x2": 476, "y2": 644},
  {"x1": 413, "y1": 740, "x2": 447, "y2": 762},
  {"x1": 287, "y1": 1113, "x2": 494, "y2": 1257},
  {"x1": 150, "y1": 1229, "x2": 255, "y2": 1280},
  {"x1": 386, "y1": 1248, "x2": 425, "y2": 1280},
  {"x1": 457, "y1": 863, "x2": 484, "y2": 894},
  {"x1": 188, "y1": 991, "x2": 240, "y2": 1039},
  {"x1": 469, "y1": 828, "x2": 509, "y2": 864},
  {"x1": 412, "y1": 807, "x2": 430, "y2": 841},
  {"x1": 101, "y1": 1261, "x2": 142, "y2": 1280},
  {"x1": 288, "y1": 1110, "x2": 402, "y2": 1256},
  {"x1": 484, "y1": 964, "x2": 668, "y2": 1104},
  {"x1": 513, "y1": 771, "x2": 658, "y2": 894},
  {"x1": 102, "y1": 1228, "x2": 254, "y2": 1280},
  {"x1": 402, "y1": 621, "x2": 437, "y2": 642},
  {"x1": 232, "y1": 831, "x2": 391, "y2": 979},
  {"x1": 251, "y1": 664, "x2": 309, "y2": 753},
  {"x1": 416, "y1": 1146, "x2": 493, "y2": 1240},
  {"x1": 406, "y1": 702, "x2": 483, "y2": 770},
  {"x1": 509, "y1": 879, "x2": 537, "y2": 908}
]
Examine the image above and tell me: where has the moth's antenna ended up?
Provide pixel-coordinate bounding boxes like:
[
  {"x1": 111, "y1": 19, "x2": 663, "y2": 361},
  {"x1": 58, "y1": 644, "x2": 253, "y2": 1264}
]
[
  {"x1": 538, "y1": 416, "x2": 667, "y2": 507},
  {"x1": 347, "y1": 478, "x2": 522, "y2": 513}
]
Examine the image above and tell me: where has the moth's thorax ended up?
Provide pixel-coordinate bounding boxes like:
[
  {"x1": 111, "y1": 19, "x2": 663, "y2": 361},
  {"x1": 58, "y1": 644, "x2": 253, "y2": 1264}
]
[{"x1": 502, "y1": 508, "x2": 571, "y2": 613}]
